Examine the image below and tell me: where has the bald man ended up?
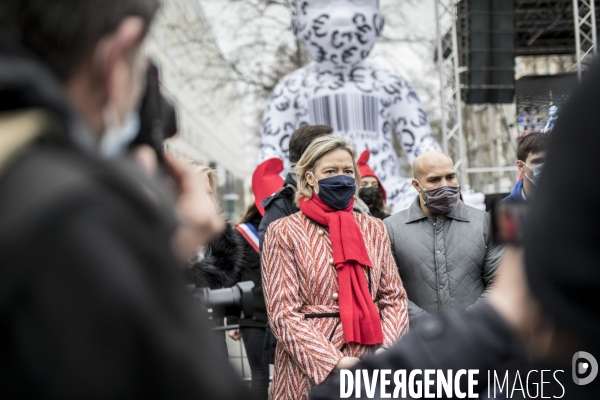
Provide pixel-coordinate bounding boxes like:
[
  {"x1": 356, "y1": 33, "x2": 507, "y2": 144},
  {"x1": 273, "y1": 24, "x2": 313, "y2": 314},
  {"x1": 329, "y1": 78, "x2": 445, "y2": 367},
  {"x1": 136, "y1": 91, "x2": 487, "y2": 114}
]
[{"x1": 384, "y1": 151, "x2": 502, "y2": 324}]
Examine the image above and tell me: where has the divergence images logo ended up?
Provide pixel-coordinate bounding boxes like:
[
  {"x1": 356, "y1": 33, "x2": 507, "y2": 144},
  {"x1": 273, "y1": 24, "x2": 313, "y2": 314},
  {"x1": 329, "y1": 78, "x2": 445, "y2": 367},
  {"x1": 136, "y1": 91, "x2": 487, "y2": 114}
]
[{"x1": 572, "y1": 351, "x2": 598, "y2": 386}]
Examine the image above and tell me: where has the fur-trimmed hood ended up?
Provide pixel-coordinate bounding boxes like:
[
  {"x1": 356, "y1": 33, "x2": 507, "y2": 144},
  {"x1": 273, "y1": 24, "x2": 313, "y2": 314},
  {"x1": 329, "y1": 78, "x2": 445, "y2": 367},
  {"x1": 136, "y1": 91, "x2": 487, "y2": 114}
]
[{"x1": 188, "y1": 222, "x2": 244, "y2": 289}]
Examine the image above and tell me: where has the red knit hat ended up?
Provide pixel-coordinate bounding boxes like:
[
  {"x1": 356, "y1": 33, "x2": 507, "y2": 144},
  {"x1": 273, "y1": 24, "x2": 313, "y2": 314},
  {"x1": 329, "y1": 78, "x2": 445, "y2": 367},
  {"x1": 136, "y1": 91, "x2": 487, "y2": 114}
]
[
  {"x1": 357, "y1": 150, "x2": 386, "y2": 201},
  {"x1": 252, "y1": 158, "x2": 285, "y2": 216}
]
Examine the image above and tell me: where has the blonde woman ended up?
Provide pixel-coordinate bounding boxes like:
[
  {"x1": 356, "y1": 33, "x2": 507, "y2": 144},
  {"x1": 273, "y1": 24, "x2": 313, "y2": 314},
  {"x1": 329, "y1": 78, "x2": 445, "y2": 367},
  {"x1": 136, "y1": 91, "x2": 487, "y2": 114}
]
[
  {"x1": 262, "y1": 136, "x2": 409, "y2": 400},
  {"x1": 186, "y1": 161, "x2": 240, "y2": 290},
  {"x1": 167, "y1": 157, "x2": 225, "y2": 261}
]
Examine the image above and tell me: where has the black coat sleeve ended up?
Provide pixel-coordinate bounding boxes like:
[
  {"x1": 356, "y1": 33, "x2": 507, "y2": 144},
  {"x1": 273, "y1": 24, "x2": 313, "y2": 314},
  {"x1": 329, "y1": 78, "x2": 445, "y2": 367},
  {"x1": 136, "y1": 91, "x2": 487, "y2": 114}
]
[
  {"x1": 258, "y1": 190, "x2": 298, "y2": 252},
  {"x1": 312, "y1": 302, "x2": 521, "y2": 400},
  {"x1": 2, "y1": 188, "x2": 249, "y2": 398},
  {"x1": 525, "y1": 59, "x2": 600, "y2": 348}
]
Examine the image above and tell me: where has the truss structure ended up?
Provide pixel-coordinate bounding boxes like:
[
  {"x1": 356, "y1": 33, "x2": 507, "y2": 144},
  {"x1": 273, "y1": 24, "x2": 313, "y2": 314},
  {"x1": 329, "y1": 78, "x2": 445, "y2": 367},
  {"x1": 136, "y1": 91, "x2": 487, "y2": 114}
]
[
  {"x1": 436, "y1": 0, "x2": 599, "y2": 194},
  {"x1": 573, "y1": 0, "x2": 598, "y2": 80},
  {"x1": 516, "y1": 0, "x2": 577, "y2": 55},
  {"x1": 435, "y1": 0, "x2": 467, "y2": 184}
]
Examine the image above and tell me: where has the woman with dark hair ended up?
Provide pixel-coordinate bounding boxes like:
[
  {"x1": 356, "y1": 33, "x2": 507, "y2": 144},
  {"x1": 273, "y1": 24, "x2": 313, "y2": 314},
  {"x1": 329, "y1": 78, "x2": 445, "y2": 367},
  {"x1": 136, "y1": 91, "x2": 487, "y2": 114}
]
[
  {"x1": 262, "y1": 136, "x2": 408, "y2": 400},
  {"x1": 357, "y1": 150, "x2": 390, "y2": 220},
  {"x1": 228, "y1": 158, "x2": 285, "y2": 400}
]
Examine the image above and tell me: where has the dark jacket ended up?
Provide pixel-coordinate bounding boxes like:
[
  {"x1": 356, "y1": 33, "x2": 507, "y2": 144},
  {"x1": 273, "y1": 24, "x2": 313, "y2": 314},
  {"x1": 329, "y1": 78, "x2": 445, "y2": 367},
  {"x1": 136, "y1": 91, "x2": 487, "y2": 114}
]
[
  {"x1": 188, "y1": 222, "x2": 244, "y2": 289},
  {"x1": 313, "y1": 305, "x2": 595, "y2": 400},
  {"x1": 233, "y1": 213, "x2": 268, "y2": 327},
  {"x1": 314, "y1": 303, "x2": 595, "y2": 399},
  {"x1": 0, "y1": 54, "x2": 248, "y2": 398},
  {"x1": 501, "y1": 178, "x2": 526, "y2": 203},
  {"x1": 384, "y1": 196, "x2": 502, "y2": 324},
  {"x1": 258, "y1": 172, "x2": 298, "y2": 251},
  {"x1": 370, "y1": 207, "x2": 390, "y2": 220},
  {"x1": 525, "y1": 58, "x2": 600, "y2": 353}
]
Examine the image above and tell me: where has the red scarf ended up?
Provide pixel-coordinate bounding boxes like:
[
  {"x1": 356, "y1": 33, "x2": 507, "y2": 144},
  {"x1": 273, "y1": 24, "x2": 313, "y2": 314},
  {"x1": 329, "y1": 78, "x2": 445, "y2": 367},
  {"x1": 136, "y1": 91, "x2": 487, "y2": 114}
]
[{"x1": 299, "y1": 195, "x2": 383, "y2": 345}]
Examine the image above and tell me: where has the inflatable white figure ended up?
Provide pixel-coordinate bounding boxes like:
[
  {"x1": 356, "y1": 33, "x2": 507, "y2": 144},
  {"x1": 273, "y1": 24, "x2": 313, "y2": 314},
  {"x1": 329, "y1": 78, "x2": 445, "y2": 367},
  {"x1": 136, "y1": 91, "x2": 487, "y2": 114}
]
[{"x1": 258, "y1": 0, "x2": 441, "y2": 212}]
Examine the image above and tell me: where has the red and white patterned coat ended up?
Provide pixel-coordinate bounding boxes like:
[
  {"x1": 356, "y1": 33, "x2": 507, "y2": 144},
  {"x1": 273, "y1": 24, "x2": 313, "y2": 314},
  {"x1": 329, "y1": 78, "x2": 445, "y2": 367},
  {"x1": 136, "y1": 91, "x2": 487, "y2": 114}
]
[{"x1": 262, "y1": 211, "x2": 409, "y2": 400}]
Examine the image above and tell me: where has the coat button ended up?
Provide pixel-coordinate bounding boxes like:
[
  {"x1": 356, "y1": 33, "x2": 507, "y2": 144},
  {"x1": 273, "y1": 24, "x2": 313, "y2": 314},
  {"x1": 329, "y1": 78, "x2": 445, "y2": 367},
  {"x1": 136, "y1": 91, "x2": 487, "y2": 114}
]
[
  {"x1": 317, "y1": 229, "x2": 324, "y2": 236},
  {"x1": 332, "y1": 293, "x2": 339, "y2": 301},
  {"x1": 329, "y1": 258, "x2": 334, "y2": 266}
]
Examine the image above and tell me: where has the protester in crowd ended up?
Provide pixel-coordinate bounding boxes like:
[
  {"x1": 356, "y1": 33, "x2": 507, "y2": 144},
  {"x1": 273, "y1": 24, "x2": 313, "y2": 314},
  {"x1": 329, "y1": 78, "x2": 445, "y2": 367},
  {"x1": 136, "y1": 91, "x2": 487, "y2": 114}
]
[
  {"x1": 262, "y1": 135, "x2": 409, "y2": 400},
  {"x1": 0, "y1": 1, "x2": 247, "y2": 397},
  {"x1": 227, "y1": 157, "x2": 285, "y2": 400},
  {"x1": 384, "y1": 151, "x2": 502, "y2": 324},
  {"x1": 357, "y1": 150, "x2": 389, "y2": 220},
  {"x1": 502, "y1": 132, "x2": 548, "y2": 202}
]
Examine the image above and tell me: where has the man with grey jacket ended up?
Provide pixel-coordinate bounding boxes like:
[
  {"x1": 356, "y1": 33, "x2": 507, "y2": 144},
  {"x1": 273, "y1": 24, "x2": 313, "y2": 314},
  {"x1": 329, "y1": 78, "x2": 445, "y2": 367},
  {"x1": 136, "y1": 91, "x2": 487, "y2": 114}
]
[{"x1": 385, "y1": 151, "x2": 502, "y2": 324}]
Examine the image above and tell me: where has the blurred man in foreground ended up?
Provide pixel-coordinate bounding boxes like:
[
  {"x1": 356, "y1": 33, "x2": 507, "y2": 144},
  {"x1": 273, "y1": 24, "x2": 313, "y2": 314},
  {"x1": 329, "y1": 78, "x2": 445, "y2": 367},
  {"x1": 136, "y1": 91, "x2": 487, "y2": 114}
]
[
  {"x1": 0, "y1": 1, "x2": 246, "y2": 397},
  {"x1": 314, "y1": 59, "x2": 600, "y2": 400}
]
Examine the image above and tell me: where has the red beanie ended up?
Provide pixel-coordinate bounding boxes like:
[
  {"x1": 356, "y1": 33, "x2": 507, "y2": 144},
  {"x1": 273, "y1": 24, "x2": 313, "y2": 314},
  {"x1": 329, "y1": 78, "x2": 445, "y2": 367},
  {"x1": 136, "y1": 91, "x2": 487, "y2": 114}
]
[
  {"x1": 357, "y1": 150, "x2": 387, "y2": 201},
  {"x1": 252, "y1": 158, "x2": 285, "y2": 216}
]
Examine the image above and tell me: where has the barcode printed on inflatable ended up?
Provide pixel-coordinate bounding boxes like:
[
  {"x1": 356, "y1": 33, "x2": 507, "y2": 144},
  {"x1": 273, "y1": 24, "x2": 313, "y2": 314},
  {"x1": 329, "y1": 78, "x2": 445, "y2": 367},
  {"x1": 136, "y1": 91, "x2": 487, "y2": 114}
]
[{"x1": 309, "y1": 94, "x2": 379, "y2": 133}]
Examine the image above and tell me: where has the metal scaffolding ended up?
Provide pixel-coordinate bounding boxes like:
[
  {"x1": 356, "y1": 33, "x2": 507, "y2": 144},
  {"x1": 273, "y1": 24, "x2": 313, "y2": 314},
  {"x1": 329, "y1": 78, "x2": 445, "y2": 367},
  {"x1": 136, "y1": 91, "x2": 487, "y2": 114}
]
[
  {"x1": 435, "y1": 0, "x2": 598, "y2": 194},
  {"x1": 435, "y1": 0, "x2": 467, "y2": 185},
  {"x1": 573, "y1": 0, "x2": 598, "y2": 80}
]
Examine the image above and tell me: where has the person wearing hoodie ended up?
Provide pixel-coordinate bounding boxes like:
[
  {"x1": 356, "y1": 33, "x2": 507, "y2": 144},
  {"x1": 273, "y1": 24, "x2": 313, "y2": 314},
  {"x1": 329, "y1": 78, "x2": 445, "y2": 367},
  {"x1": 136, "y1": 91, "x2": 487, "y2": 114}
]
[
  {"x1": 0, "y1": 1, "x2": 247, "y2": 397},
  {"x1": 357, "y1": 150, "x2": 390, "y2": 220}
]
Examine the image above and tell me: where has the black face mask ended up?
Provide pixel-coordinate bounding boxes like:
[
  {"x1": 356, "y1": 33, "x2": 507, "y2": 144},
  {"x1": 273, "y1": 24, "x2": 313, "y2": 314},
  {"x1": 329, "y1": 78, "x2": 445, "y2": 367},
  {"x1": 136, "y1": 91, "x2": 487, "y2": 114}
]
[
  {"x1": 315, "y1": 174, "x2": 356, "y2": 210},
  {"x1": 359, "y1": 187, "x2": 381, "y2": 207},
  {"x1": 418, "y1": 184, "x2": 461, "y2": 215}
]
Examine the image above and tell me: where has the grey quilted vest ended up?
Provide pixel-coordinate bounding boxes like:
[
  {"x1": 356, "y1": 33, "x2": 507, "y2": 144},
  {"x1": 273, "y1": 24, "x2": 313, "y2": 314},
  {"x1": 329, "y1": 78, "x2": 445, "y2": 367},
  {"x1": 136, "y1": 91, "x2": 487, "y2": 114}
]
[{"x1": 384, "y1": 196, "x2": 502, "y2": 323}]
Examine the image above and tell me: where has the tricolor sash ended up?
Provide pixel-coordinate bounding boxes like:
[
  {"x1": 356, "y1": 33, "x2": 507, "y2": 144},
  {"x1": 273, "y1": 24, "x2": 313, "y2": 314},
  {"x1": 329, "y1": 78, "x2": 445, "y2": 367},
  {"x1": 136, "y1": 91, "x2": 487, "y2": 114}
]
[{"x1": 235, "y1": 222, "x2": 259, "y2": 253}]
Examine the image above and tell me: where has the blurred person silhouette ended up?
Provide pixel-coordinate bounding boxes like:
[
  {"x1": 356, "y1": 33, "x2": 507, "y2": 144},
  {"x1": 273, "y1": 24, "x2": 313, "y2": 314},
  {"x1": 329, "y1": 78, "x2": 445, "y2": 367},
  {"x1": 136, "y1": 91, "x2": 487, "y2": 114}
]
[
  {"x1": 502, "y1": 132, "x2": 548, "y2": 203},
  {"x1": 262, "y1": 135, "x2": 408, "y2": 400},
  {"x1": 185, "y1": 161, "x2": 244, "y2": 357},
  {"x1": 0, "y1": 1, "x2": 248, "y2": 397},
  {"x1": 357, "y1": 150, "x2": 389, "y2": 220},
  {"x1": 313, "y1": 58, "x2": 600, "y2": 400},
  {"x1": 385, "y1": 151, "x2": 503, "y2": 324},
  {"x1": 227, "y1": 158, "x2": 285, "y2": 400}
]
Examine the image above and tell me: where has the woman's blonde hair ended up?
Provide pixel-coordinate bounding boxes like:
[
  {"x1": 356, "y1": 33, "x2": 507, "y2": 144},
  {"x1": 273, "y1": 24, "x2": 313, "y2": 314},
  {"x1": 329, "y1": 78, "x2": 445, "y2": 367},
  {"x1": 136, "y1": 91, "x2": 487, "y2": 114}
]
[
  {"x1": 294, "y1": 135, "x2": 361, "y2": 205},
  {"x1": 188, "y1": 159, "x2": 219, "y2": 204}
]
